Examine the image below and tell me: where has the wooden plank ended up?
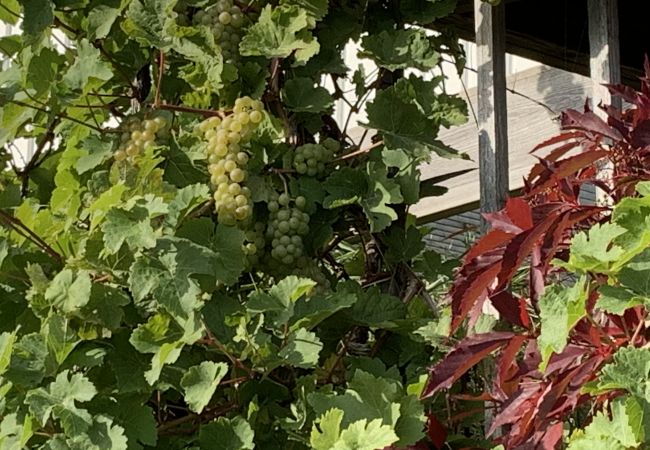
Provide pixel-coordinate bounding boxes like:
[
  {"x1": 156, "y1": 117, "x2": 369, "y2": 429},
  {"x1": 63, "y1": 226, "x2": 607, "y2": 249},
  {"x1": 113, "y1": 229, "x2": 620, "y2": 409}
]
[
  {"x1": 475, "y1": 0, "x2": 508, "y2": 230},
  {"x1": 408, "y1": 65, "x2": 593, "y2": 222},
  {"x1": 588, "y1": 0, "x2": 621, "y2": 110}
]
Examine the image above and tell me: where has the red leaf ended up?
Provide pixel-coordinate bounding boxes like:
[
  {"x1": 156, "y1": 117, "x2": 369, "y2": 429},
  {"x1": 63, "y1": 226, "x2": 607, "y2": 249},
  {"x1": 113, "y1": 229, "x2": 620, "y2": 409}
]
[
  {"x1": 463, "y1": 229, "x2": 512, "y2": 263},
  {"x1": 527, "y1": 141, "x2": 584, "y2": 183},
  {"x1": 493, "y1": 335, "x2": 528, "y2": 399},
  {"x1": 530, "y1": 131, "x2": 585, "y2": 153},
  {"x1": 483, "y1": 198, "x2": 533, "y2": 234},
  {"x1": 450, "y1": 264, "x2": 501, "y2": 332},
  {"x1": 495, "y1": 208, "x2": 566, "y2": 291},
  {"x1": 630, "y1": 119, "x2": 650, "y2": 147},
  {"x1": 527, "y1": 150, "x2": 609, "y2": 196},
  {"x1": 422, "y1": 332, "x2": 515, "y2": 398},
  {"x1": 537, "y1": 422, "x2": 563, "y2": 450},
  {"x1": 490, "y1": 291, "x2": 531, "y2": 329},
  {"x1": 426, "y1": 414, "x2": 447, "y2": 450},
  {"x1": 561, "y1": 109, "x2": 624, "y2": 141}
]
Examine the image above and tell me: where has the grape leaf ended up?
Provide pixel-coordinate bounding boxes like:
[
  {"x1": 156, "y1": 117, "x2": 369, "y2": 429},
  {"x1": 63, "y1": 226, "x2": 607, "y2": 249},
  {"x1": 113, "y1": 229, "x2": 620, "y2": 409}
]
[
  {"x1": 311, "y1": 408, "x2": 344, "y2": 450},
  {"x1": 400, "y1": 0, "x2": 458, "y2": 24},
  {"x1": 63, "y1": 40, "x2": 113, "y2": 93},
  {"x1": 199, "y1": 417, "x2": 254, "y2": 450},
  {"x1": 87, "y1": 5, "x2": 121, "y2": 40},
  {"x1": 122, "y1": 0, "x2": 178, "y2": 50},
  {"x1": 5, "y1": 333, "x2": 48, "y2": 388},
  {"x1": 335, "y1": 418, "x2": 399, "y2": 450},
  {"x1": 44, "y1": 269, "x2": 92, "y2": 314},
  {"x1": 597, "y1": 346, "x2": 650, "y2": 402},
  {"x1": 359, "y1": 29, "x2": 439, "y2": 71},
  {"x1": 538, "y1": 277, "x2": 588, "y2": 371},
  {"x1": 181, "y1": 361, "x2": 228, "y2": 413},
  {"x1": 283, "y1": 77, "x2": 334, "y2": 113},
  {"x1": 240, "y1": 5, "x2": 319, "y2": 63},
  {"x1": 561, "y1": 223, "x2": 626, "y2": 273},
  {"x1": 21, "y1": 0, "x2": 53, "y2": 42},
  {"x1": 568, "y1": 397, "x2": 645, "y2": 449},
  {"x1": 102, "y1": 206, "x2": 157, "y2": 255},
  {"x1": 0, "y1": 0, "x2": 20, "y2": 25},
  {"x1": 278, "y1": 328, "x2": 323, "y2": 368},
  {"x1": 26, "y1": 371, "x2": 96, "y2": 435}
]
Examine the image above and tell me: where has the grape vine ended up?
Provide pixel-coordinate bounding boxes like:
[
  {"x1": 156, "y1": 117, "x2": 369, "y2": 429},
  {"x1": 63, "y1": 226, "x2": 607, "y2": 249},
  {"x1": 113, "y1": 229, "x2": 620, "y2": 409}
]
[{"x1": 0, "y1": 1, "x2": 472, "y2": 449}]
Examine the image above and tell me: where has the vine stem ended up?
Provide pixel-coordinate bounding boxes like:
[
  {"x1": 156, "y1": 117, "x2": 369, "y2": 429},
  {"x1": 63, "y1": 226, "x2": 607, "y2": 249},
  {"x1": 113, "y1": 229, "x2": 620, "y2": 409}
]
[
  {"x1": 154, "y1": 51, "x2": 165, "y2": 108},
  {"x1": 154, "y1": 103, "x2": 228, "y2": 118},
  {"x1": 200, "y1": 322, "x2": 254, "y2": 376},
  {"x1": 333, "y1": 140, "x2": 384, "y2": 162},
  {"x1": 0, "y1": 210, "x2": 63, "y2": 263}
]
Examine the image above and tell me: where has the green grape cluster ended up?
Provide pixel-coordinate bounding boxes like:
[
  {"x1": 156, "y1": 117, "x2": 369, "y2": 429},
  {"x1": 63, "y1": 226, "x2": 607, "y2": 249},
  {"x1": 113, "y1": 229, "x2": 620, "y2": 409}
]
[
  {"x1": 114, "y1": 117, "x2": 167, "y2": 164},
  {"x1": 193, "y1": 0, "x2": 246, "y2": 62},
  {"x1": 266, "y1": 193, "x2": 310, "y2": 265},
  {"x1": 243, "y1": 222, "x2": 266, "y2": 265},
  {"x1": 201, "y1": 97, "x2": 264, "y2": 225},
  {"x1": 292, "y1": 138, "x2": 339, "y2": 177}
]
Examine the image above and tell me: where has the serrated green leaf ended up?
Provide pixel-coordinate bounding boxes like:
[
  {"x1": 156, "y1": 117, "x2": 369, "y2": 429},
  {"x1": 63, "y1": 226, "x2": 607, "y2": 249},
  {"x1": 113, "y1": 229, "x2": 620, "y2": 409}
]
[
  {"x1": 240, "y1": 5, "x2": 319, "y2": 63},
  {"x1": 166, "y1": 184, "x2": 210, "y2": 229},
  {"x1": 400, "y1": 0, "x2": 457, "y2": 23},
  {"x1": 6, "y1": 333, "x2": 48, "y2": 388},
  {"x1": 568, "y1": 396, "x2": 645, "y2": 449},
  {"x1": 563, "y1": 223, "x2": 626, "y2": 273},
  {"x1": 181, "y1": 361, "x2": 228, "y2": 413},
  {"x1": 102, "y1": 206, "x2": 157, "y2": 254},
  {"x1": 384, "y1": 225, "x2": 425, "y2": 264},
  {"x1": 335, "y1": 418, "x2": 399, "y2": 450},
  {"x1": 359, "y1": 29, "x2": 439, "y2": 71},
  {"x1": 291, "y1": 289, "x2": 357, "y2": 331},
  {"x1": 122, "y1": 0, "x2": 178, "y2": 50},
  {"x1": 44, "y1": 269, "x2": 92, "y2": 314},
  {"x1": 0, "y1": 0, "x2": 20, "y2": 25},
  {"x1": 21, "y1": 0, "x2": 53, "y2": 41},
  {"x1": 0, "y1": 332, "x2": 16, "y2": 377},
  {"x1": 199, "y1": 417, "x2": 254, "y2": 450},
  {"x1": 538, "y1": 277, "x2": 588, "y2": 371},
  {"x1": 361, "y1": 162, "x2": 403, "y2": 232},
  {"x1": 596, "y1": 285, "x2": 641, "y2": 315},
  {"x1": 42, "y1": 314, "x2": 79, "y2": 365},
  {"x1": 597, "y1": 346, "x2": 650, "y2": 402},
  {"x1": 63, "y1": 40, "x2": 113, "y2": 93},
  {"x1": 323, "y1": 168, "x2": 368, "y2": 209},
  {"x1": 311, "y1": 408, "x2": 344, "y2": 450},
  {"x1": 247, "y1": 276, "x2": 316, "y2": 325},
  {"x1": 91, "y1": 396, "x2": 157, "y2": 449},
  {"x1": 76, "y1": 135, "x2": 114, "y2": 175},
  {"x1": 278, "y1": 328, "x2": 322, "y2": 368},
  {"x1": 26, "y1": 371, "x2": 96, "y2": 435},
  {"x1": 87, "y1": 5, "x2": 121, "y2": 40},
  {"x1": 283, "y1": 77, "x2": 334, "y2": 113}
]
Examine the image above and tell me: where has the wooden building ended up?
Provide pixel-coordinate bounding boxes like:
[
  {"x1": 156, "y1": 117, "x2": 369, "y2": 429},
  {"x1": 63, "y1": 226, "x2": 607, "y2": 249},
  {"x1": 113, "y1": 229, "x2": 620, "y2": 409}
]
[{"x1": 414, "y1": 0, "x2": 641, "y2": 255}]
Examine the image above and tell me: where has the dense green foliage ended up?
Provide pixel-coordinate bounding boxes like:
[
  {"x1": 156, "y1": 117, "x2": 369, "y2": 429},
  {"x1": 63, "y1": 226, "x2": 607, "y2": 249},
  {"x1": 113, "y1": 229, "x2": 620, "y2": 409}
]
[{"x1": 0, "y1": 0, "x2": 469, "y2": 448}]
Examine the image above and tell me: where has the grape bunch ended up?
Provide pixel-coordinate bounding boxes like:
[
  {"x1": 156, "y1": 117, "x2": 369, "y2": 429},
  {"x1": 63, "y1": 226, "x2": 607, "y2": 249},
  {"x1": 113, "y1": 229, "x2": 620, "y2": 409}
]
[
  {"x1": 200, "y1": 97, "x2": 264, "y2": 225},
  {"x1": 243, "y1": 222, "x2": 266, "y2": 266},
  {"x1": 266, "y1": 193, "x2": 310, "y2": 265},
  {"x1": 114, "y1": 117, "x2": 168, "y2": 164},
  {"x1": 192, "y1": 0, "x2": 246, "y2": 62},
  {"x1": 292, "y1": 138, "x2": 339, "y2": 177}
]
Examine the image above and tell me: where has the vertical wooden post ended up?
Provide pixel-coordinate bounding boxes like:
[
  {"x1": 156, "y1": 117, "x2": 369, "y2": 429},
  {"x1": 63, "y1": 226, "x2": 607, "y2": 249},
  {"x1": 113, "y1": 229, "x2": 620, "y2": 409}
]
[
  {"x1": 588, "y1": 0, "x2": 620, "y2": 205},
  {"x1": 588, "y1": 0, "x2": 621, "y2": 112},
  {"x1": 475, "y1": 0, "x2": 508, "y2": 232}
]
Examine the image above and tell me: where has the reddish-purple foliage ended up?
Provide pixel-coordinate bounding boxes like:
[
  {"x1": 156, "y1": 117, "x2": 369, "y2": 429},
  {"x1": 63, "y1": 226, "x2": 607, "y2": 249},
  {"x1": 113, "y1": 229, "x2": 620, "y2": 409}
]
[{"x1": 422, "y1": 61, "x2": 650, "y2": 449}]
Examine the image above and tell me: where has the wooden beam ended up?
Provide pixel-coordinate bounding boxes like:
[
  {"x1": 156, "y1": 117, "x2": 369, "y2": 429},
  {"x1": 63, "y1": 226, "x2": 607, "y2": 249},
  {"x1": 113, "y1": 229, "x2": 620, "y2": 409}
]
[
  {"x1": 475, "y1": 0, "x2": 509, "y2": 230},
  {"x1": 588, "y1": 0, "x2": 621, "y2": 111}
]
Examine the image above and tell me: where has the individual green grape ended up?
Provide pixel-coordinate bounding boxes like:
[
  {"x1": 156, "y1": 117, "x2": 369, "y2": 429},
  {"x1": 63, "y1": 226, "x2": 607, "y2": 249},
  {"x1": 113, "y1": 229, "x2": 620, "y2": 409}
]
[
  {"x1": 291, "y1": 138, "x2": 339, "y2": 177},
  {"x1": 113, "y1": 116, "x2": 168, "y2": 166},
  {"x1": 243, "y1": 222, "x2": 266, "y2": 266},
  {"x1": 199, "y1": 97, "x2": 265, "y2": 225},
  {"x1": 267, "y1": 194, "x2": 309, "y2": 266}
]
